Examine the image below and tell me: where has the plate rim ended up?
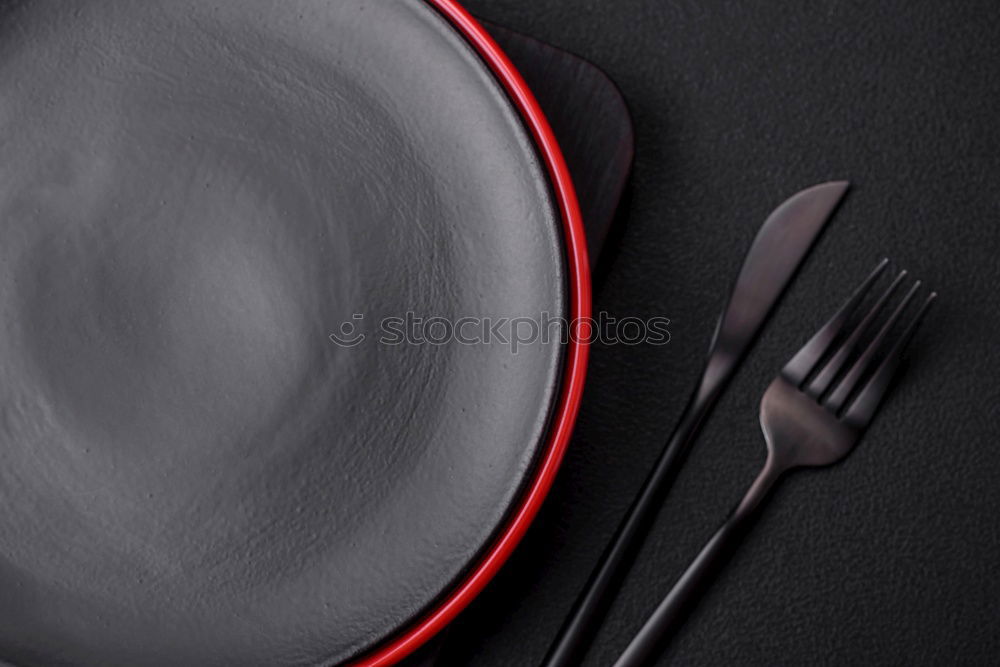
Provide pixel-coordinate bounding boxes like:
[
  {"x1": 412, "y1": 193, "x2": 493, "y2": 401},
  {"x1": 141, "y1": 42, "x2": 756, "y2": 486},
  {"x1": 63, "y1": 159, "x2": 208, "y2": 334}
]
[{"x1": 355, "y1": 1, "x2": 591, "y2": 664}]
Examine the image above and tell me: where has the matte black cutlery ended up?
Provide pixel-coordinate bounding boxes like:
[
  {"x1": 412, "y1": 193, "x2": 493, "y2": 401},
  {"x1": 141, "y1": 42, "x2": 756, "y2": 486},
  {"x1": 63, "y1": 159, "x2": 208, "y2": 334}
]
[
  {"x1": 542, "y1": 181, "x2": 850, "y2": 667},
  {"x1": 614, "y1": 260, "x2": 935, "y2": 666}
]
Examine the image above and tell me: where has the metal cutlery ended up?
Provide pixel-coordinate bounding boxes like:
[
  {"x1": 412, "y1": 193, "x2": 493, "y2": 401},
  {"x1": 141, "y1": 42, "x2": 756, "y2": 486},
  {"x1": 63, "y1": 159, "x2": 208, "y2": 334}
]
[
  {"x1": 543, "y1": 181, "x2": 850, "y2": 667},
  {"x1": 614, "y1": 259, "x2": 936, "y2": 666}
]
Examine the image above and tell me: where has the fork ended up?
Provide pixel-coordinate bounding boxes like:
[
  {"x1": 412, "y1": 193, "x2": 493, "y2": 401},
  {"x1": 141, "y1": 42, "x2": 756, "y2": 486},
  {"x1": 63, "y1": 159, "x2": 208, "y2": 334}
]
[{"x1": 614, "y1": 259, "x2": 936, "y2": 667}]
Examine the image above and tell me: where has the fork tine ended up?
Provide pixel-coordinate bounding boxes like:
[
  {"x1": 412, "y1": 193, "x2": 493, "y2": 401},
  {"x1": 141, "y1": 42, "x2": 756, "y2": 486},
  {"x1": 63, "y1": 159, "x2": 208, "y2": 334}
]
[
  {"x1": 824, "y1": 280, "x2": 921, "y2": 412},
  {"x1": 805, "y1": 269, "x2": 907, "y2": 398},
  {"x1": 841, "y1": 291, "x2": 936, "y2": 429},
  {"x1": 782, "y1": 258, "x2": 889, "y2": 386}
]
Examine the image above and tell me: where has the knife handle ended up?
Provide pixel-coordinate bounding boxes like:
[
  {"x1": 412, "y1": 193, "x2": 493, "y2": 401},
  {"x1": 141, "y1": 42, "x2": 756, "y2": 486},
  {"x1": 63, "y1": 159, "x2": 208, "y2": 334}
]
[{"x1": 541, "y1": 398, "x2": 713, "y2": 667}]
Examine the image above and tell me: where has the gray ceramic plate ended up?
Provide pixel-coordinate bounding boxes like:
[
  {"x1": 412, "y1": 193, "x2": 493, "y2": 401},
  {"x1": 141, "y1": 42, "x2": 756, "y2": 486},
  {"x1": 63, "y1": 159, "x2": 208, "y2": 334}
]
[{"x1": 0, "y1": 1, "x2": 588, "y2": 665}]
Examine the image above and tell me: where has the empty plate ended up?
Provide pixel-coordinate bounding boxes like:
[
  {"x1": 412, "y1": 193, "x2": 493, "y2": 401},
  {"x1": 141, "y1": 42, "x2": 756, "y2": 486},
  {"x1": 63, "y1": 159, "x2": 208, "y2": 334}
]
[{"x1": 0, "y1": 0, "x2": 587, "y2": 665}]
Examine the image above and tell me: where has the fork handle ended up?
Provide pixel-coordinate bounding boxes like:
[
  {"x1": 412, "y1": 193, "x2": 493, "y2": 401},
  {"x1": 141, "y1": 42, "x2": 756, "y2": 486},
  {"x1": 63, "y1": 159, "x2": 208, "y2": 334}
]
[{"x1": 613, "y1": 457, "x2": 783, "y2": 667}]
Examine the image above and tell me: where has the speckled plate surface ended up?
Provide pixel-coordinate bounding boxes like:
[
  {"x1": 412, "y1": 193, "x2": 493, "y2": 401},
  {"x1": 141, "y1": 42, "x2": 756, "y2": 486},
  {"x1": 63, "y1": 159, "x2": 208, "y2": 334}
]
[{"x1": 0, "y1": 1, "x2": 588, "y2": 665}]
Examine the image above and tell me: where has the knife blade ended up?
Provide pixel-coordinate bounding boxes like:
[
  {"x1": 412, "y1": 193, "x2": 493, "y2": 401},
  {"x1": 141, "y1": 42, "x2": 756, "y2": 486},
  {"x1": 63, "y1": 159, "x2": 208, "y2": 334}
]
[{"x1": 542, "y1": 181, "x2": 850, "y2": 667}]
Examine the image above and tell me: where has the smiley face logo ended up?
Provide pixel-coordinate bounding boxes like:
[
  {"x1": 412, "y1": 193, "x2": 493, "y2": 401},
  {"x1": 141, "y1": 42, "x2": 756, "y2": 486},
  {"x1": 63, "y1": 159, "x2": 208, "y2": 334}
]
[{"x1": 329, "y1": 314, "x2": 366, "y2": 347}]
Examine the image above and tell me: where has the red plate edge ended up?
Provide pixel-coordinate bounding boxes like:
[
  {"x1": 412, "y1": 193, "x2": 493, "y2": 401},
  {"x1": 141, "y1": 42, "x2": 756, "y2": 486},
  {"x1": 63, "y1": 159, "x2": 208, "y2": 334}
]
[{"x1": 352, "y1": 1, "x2": 592, "y2": 665}]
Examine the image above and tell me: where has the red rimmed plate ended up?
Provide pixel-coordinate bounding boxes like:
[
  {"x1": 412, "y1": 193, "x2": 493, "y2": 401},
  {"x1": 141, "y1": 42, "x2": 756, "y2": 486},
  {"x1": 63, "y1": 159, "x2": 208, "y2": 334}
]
[{"x1": 0, "y1": 1, "x2": 588, "y2": 665}]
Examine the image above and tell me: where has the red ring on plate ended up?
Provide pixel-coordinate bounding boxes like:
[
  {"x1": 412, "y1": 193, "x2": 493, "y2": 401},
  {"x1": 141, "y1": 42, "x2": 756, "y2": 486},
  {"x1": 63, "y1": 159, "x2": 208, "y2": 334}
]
[{"x1": 353, "y1": 1, "x2": 591, "y2": 665}]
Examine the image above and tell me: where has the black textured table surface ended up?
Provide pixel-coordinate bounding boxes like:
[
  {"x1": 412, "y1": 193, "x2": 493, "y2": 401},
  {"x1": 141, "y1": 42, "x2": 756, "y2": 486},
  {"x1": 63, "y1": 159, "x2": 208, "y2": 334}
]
[{"x1": 442, "y1": 1, "x2": 1000, "y2": 665}]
